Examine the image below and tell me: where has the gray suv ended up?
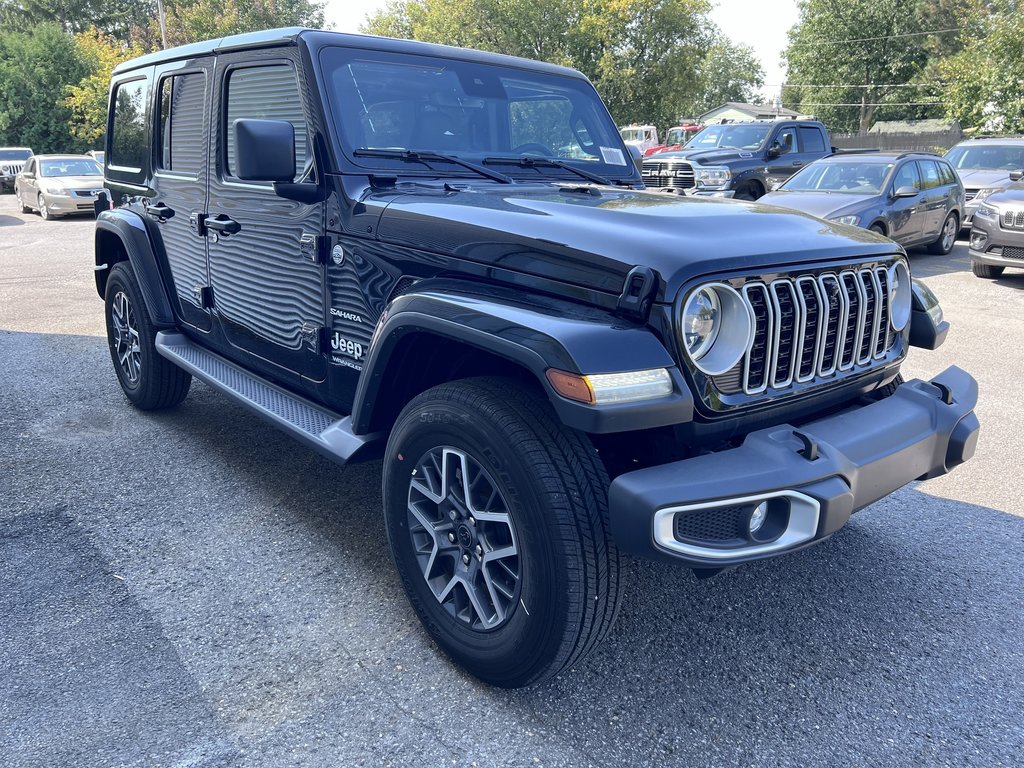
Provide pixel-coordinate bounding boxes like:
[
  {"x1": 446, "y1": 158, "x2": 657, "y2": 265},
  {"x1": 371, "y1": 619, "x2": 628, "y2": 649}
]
[
  {"x1": 0, "y1": 147, "x2": 33, "y2": 192},
  {"x1": 944, "y1": 137, "x2": 1024, "y2": 230},
  {"x1": 968, "y1": 171, "x2": 1024, "y2": 278}
]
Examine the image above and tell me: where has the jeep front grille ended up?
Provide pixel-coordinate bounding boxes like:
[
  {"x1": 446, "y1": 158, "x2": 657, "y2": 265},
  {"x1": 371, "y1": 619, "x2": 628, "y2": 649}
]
[
  {"x1": 1, "y1": 162, "x2": 24, "y2": 176},
  {"x1": 728, "y1": 266, "x2": 897, "y2": 396},
  {"x1": 1001, "y1": 209, "x2": 1024, "y2": 230},
  {"x1": 641, "y1": 160, "x2": 695, "y2": 189}
]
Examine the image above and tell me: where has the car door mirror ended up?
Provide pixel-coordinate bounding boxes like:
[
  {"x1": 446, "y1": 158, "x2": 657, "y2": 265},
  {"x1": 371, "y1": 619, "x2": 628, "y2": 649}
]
[
  {"x1": 1010, "y1": 169, "x2": 1023, "y2": 182},
  {"x1": 893, "y1": 185, "x2": 919, "y2": 198},
  {"x1": 626, "y1": 144, "x2": 642, "y2": 172},
  {"x1": 233, "y1": 118, "x2": 296, "y2": 182},
  {"x1": 766, "y1": 144, "x2": 781, "y2": 159}
]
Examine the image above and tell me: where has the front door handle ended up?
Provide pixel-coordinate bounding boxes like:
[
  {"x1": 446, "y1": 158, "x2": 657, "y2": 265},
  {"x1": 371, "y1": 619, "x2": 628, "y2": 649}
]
[
  {"x1": 144, "y1": 202, "x2": 175, "y2": 220},
  {"x1": 206, "y1": 215, "x2": 241, "y2": 236}
]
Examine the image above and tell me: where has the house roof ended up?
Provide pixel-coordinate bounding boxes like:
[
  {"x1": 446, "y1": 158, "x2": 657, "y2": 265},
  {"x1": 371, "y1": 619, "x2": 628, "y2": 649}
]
[{"x1": 697, "y1": 102, "x2": 800, "y2": 121}]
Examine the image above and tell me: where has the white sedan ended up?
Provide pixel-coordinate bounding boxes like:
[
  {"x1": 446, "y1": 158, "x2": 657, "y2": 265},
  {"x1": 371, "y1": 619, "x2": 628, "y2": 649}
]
[{"x1": 15, "y1": 154, "x2": 105, "y2": 220}]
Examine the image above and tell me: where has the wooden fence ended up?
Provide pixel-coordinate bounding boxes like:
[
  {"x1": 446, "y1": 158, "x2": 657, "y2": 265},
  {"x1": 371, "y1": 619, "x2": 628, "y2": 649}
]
[{"x1": 829, "y1": 129, "x2": 963, "y2": 153}]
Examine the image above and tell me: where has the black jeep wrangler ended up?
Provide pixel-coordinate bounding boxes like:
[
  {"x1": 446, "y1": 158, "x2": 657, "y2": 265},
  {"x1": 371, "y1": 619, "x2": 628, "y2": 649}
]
[{"x1": 95, "y1": 28, "x2": 979, "y2": 688}]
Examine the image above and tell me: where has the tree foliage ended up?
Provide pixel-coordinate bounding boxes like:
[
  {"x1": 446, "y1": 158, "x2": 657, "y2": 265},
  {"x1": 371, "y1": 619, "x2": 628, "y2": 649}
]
[
  {"x1": 363, "y1": 0, "x2": 762, "y2": 130},
  {"x1": 65, "y1": 28, "x2": 144, "y2": 147},
  {"x1": 161, "y1": 0, "x2": 326, "y2": 47},
  {"x1": 0, "y1": 0, "x2": 155, "y2": 43},
  {"x1": 782, "y1": 0, "x2": 973, "y2": 133},
  {"x1": 0, "y1": 24, "x2": 90, "y2": 153}
]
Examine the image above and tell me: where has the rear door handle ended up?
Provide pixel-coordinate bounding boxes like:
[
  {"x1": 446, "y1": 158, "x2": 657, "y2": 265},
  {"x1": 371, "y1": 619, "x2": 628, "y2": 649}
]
[
  {"x1": 206, "y1": 215, "x2": 241, "y2": 236},
  {"x1": 144, "y1": 202, "x2": 175, "y2": 221}
]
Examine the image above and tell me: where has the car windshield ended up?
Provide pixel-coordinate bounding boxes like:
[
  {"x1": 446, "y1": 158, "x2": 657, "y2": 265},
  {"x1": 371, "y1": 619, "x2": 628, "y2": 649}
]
[
  {"x1": 620, "y1": 128, "x2": 649, "y2": 142},
  {"x1": 0, "y1": 149, "x2": 31, "y2": 161},
  {"x1": 685, "y1": 124, "x2": 770, "y2": 151},
  {"x1": 92, "y1": 151, "x2": 105, "y2": 164},
  {"x1": 945, "y1": 144, "x2": 1024, "y2": 171},
  {"x1": 665, "y1": 128, "x2": 692, "y2": 145},
  {"x1": 39, "y1": 158, "x2": 102, "y2": 177},
  {"x1": 320, "y1": 48, "x2": 633, "y2": 179},
  {"x1": 781, "y1": 161, "x2": 891, "y2": 194}
]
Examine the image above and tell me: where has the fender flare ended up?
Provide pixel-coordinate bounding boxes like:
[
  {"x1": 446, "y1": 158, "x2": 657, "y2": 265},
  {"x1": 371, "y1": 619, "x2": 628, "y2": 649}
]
[
  {"x1": 352, "y1": 289, "x2": 693, "y2": 435},
  {"x1": 94, "y1": 210, "x2": 176, "y2": 327}
]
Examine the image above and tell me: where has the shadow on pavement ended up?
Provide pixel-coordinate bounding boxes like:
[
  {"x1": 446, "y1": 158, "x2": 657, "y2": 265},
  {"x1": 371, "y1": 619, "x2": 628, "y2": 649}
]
[{"x1": 0, "y1": 214, "x2": 25, "y2": 227}]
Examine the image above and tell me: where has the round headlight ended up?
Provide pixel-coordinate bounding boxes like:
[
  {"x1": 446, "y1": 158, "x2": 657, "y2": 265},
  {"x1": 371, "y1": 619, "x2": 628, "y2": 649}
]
[
  {"x1": 679, "y1": 283, "x2": 754, "y2": 375},
  {"x1": 888, "y1": 260, "x2": 911, "y2": 331}
]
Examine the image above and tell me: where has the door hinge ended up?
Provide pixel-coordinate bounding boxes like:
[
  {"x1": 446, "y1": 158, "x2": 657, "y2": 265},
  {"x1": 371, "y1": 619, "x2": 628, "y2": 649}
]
[
  {"x1": 189, "y1": 212, "x2": 207, "y2": 237},
  {"x1": 299, "y1": 233, "x2": 328, "y2": 264},
  {"x1": 301, "y1": 323, "x2": 330, "y2": 354},
  {"x1": 193, "y1": 285, "x2": 214, "y2": 309}
]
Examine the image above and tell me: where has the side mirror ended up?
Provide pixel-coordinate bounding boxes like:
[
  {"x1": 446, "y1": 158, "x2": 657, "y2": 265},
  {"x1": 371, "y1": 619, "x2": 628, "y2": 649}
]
[
  {"x1": 766, "y1": 144, "x2": 781, "y2": 159},
  {"x1": 894, "y1": 185, "x2": 919, "y2": 198},
  {"x1": 1010, "y1": 169, "x2": 1023, "y2": 182},
  {"x1": 627, "y1": 144, "x2": 643, "y2": 173},
  {"x1": 233, "y1": 118, "x2": 295, "y2": 182}
]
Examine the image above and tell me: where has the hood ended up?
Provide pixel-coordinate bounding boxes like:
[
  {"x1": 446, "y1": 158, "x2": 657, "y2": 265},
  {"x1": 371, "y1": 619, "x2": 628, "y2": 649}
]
[
  {"x1": 43, "y1": 175, "x2": 104, "y2": 190},
  {"x1": 375, "y1": 184, "x2": 896, "y2": 301},
  {"x1": 758, "y1": 190, "x2": 879, "y2": 220},
  {"x1": 956, "y1": 168, "x2": 1015, "y2": 190},
  {"x1": 984, "y1": 182, "x2": 1024, "y2": 207},
  {"x1": 645, "y1": 147, "x2": 757, "y2": 166}
]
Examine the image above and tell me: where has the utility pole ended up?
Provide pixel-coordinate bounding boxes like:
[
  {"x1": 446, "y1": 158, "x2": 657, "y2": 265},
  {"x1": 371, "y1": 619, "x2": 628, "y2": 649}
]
[{"x1": 157, "y1": 0, "x2": 168, "y2": 49}]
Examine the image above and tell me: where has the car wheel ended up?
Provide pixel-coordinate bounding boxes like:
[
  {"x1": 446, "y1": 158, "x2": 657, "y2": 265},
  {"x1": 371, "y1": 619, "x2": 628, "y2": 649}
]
[
  {"x1": 37, "y1": 193, "x2": 55, "y2": 220},
  {"x1": 17, "y1": 188, "x2": 31, "y2": 213},
  {"x1": 383, "y1": 377, "x2": 621, "y2": 688},
  {"x1": 734, "y1": 182, "x2": 763, "y2": 201},
  {"x1": 869, "y1": 224, "x2": 886, "y2": 236},
  {"x1": 104, "y1": 262, "x2": 192, "y2": 409},
  {"x1": 971, "y1": 261, "x2": 1004, "y2": 279},
  {"x1": 928, "y1": 212, "x2": 958, "y2": 255}
]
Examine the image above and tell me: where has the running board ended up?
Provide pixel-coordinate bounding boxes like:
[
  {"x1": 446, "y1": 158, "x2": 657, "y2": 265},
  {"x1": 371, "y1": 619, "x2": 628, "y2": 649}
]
[{"x1": 155, "y1": 332, "x2": 382, "y2": 464}]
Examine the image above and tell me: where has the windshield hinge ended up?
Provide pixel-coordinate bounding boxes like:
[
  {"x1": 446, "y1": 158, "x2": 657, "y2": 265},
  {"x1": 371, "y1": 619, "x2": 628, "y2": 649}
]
[
  {"x1": 616, "y1": 266, "x2": 658, "y2": 321},
  {"x1": 300, "y1": 233, "x2": 328, "y2": 264}
]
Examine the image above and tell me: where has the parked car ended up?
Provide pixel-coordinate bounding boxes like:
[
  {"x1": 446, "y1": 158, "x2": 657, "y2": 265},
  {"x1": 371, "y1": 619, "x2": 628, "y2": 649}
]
[
  {"x1": 0, "y1": 146, "x2": 33, "y2": 192},
  {"x1": 968, "y1": 170, "x2": 1024, "y2": 278},
  {"x1": 641, "y1": 119, "x2": 836, "y2": 200},
  {"x1": 643, "y1": 123, "x2": 703, "y2": 156},
  {"x1": 619, "y1": 124, "x2": 659, "y2": 155},
  {"x1": 87, "y1": 150, "x2": 106, "y2": 165},
  {"x1": 95, "y1": 28, "x2": 977, "y2": 688},
  {"x1": 944, "y1": 137, "x2": 1024, "y2": 231},
  {"x1": 762, "y1": 152, "x2": 963, "y2": 255},
  {"x1": 15, "y1": 154, "x2": 104, "y2": 219}
]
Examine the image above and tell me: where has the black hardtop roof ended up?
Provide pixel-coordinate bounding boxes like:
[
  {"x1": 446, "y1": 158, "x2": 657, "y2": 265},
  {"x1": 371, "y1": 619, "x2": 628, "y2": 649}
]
[{"x1": 112, "y1": 27, "x2": 585, "y2": 80}]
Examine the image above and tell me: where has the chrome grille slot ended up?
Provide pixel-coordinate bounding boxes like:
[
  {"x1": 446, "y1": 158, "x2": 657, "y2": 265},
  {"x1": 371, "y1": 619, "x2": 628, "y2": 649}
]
[
  {"x1": 742, "y1": 284, "x2": 772, "y2": 394},
  {"x1": 1003, "y1": 210, "x2": 1024, "y2": 230},
  {"x1": 733, "y1": 263, "x2": 898, "y2": 396}
]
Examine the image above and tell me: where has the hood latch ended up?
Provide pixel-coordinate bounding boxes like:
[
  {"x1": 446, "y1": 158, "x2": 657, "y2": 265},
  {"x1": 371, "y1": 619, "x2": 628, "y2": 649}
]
[{"x1": 616, "y1": 266, "x2": 658, "y2": 321}]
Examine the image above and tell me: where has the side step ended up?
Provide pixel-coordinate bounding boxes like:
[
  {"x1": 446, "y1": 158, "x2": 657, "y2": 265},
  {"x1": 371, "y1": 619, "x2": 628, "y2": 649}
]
[{"x1": 155, "y1": 332, "x2": 382, "y2": 464}]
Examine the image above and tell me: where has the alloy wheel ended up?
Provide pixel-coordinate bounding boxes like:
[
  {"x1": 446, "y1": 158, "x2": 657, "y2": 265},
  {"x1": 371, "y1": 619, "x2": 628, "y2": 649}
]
[
  {"x1": 942, "y1": 215, "x2": 956, "y2": 251},
  {"x1": 406, "y1": 446, "x2": 521, "y2": 631},
  {"x1": 110, "y1": 290, "x2": 142, "y2": 384},
  {"x1": 38, "y1": 194, "x2": 49, "y2": 220}
]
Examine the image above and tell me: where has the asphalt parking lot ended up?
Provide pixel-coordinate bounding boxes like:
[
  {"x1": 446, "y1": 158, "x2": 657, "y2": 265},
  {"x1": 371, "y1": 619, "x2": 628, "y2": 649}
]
[{"x1": 1, "y1": 194, "x2": 1023, "y2": 768}]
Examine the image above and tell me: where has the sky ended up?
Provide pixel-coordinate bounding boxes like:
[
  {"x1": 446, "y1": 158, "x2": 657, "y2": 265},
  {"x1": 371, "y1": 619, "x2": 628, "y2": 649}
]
[{"x1": 322, "y1": 0, "x2": 801, "y2": 102}]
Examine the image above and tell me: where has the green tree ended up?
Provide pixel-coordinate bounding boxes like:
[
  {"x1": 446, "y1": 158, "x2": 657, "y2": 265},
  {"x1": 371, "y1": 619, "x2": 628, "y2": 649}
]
[
  {"x1": 363, "y1": 0, "x2": 726, "y2": 131},
  {"x1": 0, "y1": 23, "x2": 90, "y2": 153},
  {"x1": 686, "y1": 37, "x2": 765, "y2": 117},
  {"x1": 162, "y1": 0, "x2": 326, "y2": 47},
  {"x1": 782, "y1": 0, "x2": 969, "y2": 132},
  {"x1": 941, "y1": 0, "x2": 1024, "y2": 132},
  {"x1": 0, "y1": 0, "x2": 155, "y2": 44},
  {"x1": 65, "y1": 28, "x2": 144, "y2": 147}
]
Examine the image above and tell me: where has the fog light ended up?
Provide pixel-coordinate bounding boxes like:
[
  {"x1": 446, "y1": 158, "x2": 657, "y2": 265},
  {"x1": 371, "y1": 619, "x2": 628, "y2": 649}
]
[
  {"x1": 749, "y1": 501, "x2": 768, "y2": 534},
  {"x1": 970, "y1": 231, "x2": 988, "y2": 251}
]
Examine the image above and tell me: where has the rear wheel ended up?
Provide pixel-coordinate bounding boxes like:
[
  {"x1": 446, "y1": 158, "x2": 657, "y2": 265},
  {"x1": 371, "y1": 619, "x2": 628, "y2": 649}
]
[
  {"x1": 104, "y1": 262, "x2": 191, "y2": 409},
  {"x1": 383, "y1": 377, "x2": 621, "y2": 688},
  {"x1": 928, "y1": 212, "x2": 958, "y2": 255},
  {"x1": 971, "y1": 261, "x2": 1004, "y2": 279},
  {"x1": 16, "y1": 188, "x2": 31, "y2": 213}
]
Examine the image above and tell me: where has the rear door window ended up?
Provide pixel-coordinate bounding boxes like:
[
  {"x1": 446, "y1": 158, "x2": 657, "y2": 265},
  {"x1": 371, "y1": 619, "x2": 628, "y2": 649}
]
[
  {"x1": 157, "y1": 72, "x2": 206, "y2": 174},
  {"x1": 798, "y1": 126, "x2": 826, "y2": 154},
  {"x1": 917, "y1": 160, "x2": 942, "y2": 190}
]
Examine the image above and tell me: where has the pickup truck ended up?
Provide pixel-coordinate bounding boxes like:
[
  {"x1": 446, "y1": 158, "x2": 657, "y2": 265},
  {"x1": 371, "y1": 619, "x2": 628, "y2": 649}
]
[{"x1": 641, "y1": 120, "x2": 835, "y2": 200}]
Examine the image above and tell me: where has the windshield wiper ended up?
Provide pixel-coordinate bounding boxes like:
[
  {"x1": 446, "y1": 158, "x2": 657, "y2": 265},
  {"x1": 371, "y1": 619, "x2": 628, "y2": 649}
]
[
  {"x1": 483, "y1": 155, "x2": 615, "y2": 186},
  {"x1": 353, "y1": 148, "x2": 513, "y2": 184}
]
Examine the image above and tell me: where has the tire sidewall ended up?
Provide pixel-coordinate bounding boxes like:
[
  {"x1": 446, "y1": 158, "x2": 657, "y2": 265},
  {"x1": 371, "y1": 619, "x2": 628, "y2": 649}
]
[
  {"x1": 104, "y1": 264, "x2": 148, "y2": 401},
  {"x1": 383, "y1": 394, "x2": 570, "y2": 682}
]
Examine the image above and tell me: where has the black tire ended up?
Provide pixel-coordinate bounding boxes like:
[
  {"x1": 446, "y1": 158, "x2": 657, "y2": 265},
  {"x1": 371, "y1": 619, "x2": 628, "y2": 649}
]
[
  {"x1": 872, "y1": 374, "x2": 905, "y2": 400},
  {"x1": 104, "y1": 261, "x2": 191, "y2": 409},
  {"x1": 383, "y1": 377, "x2": 621, "y2": 688},
  {"x1": 16, "y1": 188, "x2": 31, "y2": 213},
  {"x1": 869, "y1": 224, "x2": 886, "y2": 236},
  {"x1": 37, "y1": 193, "x2": 55, "y2": 220},
  {"x1": 734, "y1": 181, "x2": 763, "y2": 201},
  {"x1": 928, "y1": 212, "x2": 958, "y2": 255},
  {"x1": 971, "y1": 260, "x2": 1004, "y2": 279}
]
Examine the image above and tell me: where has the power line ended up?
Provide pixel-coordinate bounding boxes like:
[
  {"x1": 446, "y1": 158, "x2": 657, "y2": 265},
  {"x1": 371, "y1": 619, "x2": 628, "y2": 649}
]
[
  {"x1": 786, "y1": 27, "x2": 961, "y2": 46},
  {"x1": 767, "y1": 83, "x2": 949, "y2": 89},
  {"x1": 788, "y1": 102, "x2": 944, "y2": 107}
]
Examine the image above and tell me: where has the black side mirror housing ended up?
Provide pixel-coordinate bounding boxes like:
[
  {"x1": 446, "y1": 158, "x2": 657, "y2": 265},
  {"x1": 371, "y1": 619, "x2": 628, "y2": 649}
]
[
  {"x1": 894, "y1": 185, "x2": 920, "y2": 198},
  {"x1": 1010, "y1": 169, "x2": 1023, "y2": 182},
  {"x1": 233, "y1": 118, "x2": 295, "y2": 182},
  {"x1": 766, "y1": 144, "x2": 781, "y2": 159},
  {"x1": 627, "y1": 144, "x2": 643, "y2": 173}
]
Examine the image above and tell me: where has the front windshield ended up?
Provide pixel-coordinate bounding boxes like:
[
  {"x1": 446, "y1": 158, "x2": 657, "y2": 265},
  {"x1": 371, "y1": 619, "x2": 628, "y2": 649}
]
[
  {"x1": 665, "y1": 128, "x2": 686, "y2": 145},
  {"x1": 0, "y1": 149, "x2": 31, "y2": 161},
  {"x1": 321, "y1": 48, "x2": 633, "y2": 179},
  {"x1": 945, "y1": 144, "x2": 1024, "y2": 171},
  {"x1": 620, "y1": 128, "x2": 647, "y2": 143},
  {"x1": 39, "y1": 158, "x2": 102, "y2": 177},
  {"x1": 685, "y1": 124, "x2": 770, "y2": 151},
  {"x1": 782, "y1": 161, "x2": 891, "y2": 194}
]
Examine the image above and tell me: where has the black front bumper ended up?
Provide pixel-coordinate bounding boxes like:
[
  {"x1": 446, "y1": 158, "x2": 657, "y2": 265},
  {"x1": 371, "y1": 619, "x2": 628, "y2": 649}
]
[{"x1": 609, "y1": 366, "x2": 979, "y2": 568}]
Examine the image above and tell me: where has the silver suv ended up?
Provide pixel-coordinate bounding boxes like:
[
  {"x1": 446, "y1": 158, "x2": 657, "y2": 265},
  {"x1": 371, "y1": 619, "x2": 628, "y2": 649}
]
[
  {"x1": 968, "y1": 171, "x2": 1024, "y2": 278},
  {"x1": 944, "y1": 137, "x2": 1024, "y2": 231}
]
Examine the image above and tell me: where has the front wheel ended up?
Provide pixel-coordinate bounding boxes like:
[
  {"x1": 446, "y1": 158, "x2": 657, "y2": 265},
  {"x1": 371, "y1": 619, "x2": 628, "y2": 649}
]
[
  {"x1": 734, "y1": 181, "x2": 763, "y2": 201},
  {"x1": 971, "y1": 261, "x2": 1004, "y2": 279},
  {"x1": 104, "y1": 262, "x2": 192, "y2": 409},
  {"x1": 37, "y1": 193, "x2": 54, "y2": 220},
  {"x1": 383, "y1": 377, "x2": 621, "y2": 688},
  {"x1": 928, "y1": 212, "x2": 958, "y2": 255}
]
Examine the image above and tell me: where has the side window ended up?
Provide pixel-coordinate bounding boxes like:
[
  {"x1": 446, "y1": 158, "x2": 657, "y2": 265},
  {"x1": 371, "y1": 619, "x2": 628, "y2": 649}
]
[
  {"x1": 774, "y1": 127, "x2": 797, "y2": 154},
  {"x1": 799, "y1": 126, "x2": 826, "y2": 154},
  {"x1": 158, "y1": 72, "x2": 206, "y2": 173},
  {"x1": 893, "y1": 161, "x2": 921, "y2": 191},
  {"x1": 938, "y1": 161, "x2": 956, "y2": 186},
  {"x1": 24, "y1": 158, "x2": 34, "y2": 175},
  {"x1": 225, "y1": 64, "x2": 308, "y2": 181},
  {"x1": 918, "y1": 160, "x2": 941, "y2": 190},
  {"x1": 110, "y1": 77, "x2": 149, "y2": 170}
]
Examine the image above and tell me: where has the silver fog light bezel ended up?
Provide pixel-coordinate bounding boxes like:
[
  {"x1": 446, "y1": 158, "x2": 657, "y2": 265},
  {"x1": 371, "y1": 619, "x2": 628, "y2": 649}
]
[
  {"x1": 888, "y1": 260, "x2": 912, "y2": 332},
  {"x1": 679, "y1": 282, "x2": 754, "y2": 376}
]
